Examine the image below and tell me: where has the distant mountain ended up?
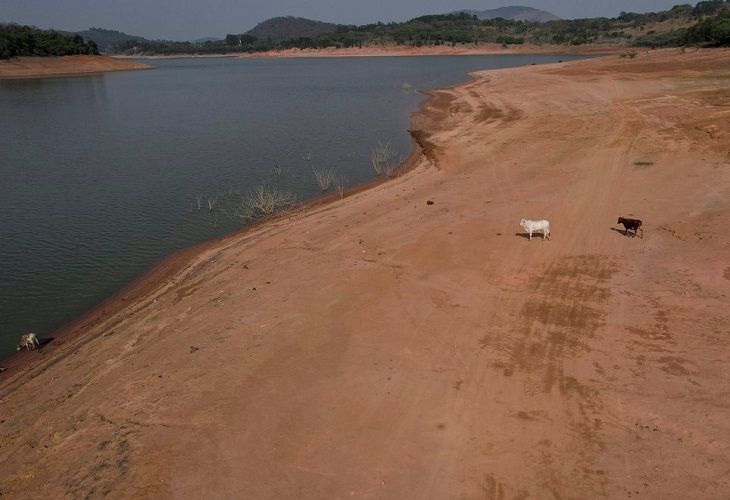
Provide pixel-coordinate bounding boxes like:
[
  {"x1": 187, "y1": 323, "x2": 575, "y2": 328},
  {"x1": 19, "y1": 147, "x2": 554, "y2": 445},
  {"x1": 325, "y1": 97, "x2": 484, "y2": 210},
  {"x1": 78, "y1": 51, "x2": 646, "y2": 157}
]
[
  {"x1": 246, "y1": 16, "x2": 341, "y2": 42},
  {"x1": 76, "y1": 27, "x2": 153, "y2": 53},
  {"x1": 455, "y1": 6, "x2": 561, "y2": 22}
]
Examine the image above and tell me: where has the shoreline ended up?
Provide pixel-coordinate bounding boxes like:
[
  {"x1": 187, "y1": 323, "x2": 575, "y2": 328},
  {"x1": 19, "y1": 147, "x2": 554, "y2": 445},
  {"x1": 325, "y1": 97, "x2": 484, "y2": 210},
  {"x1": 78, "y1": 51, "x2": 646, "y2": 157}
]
[
  {"x1": 2, "y1": 47, "x2": 729, "y2": 497},
  {"x1": 0, "y1": 47, "x2": 569, "y2": 368},
  {"x1": 0, "y1": 130, "x2": 426, "y2": 372},
  {"x1": 0, "y1": 43, "x2": 624, "y2": 79},
  {"x1": 238, "y1": 42, "x2": 625, "y2": 59},
  {"x1": 0, "y1": 55, "x2": 153, "y2": 79}
]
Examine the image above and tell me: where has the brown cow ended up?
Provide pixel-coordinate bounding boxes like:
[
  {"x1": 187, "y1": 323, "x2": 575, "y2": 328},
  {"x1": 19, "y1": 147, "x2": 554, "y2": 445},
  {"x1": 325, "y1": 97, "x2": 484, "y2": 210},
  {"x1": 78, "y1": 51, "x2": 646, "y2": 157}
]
[{"x1": 617, "y1": 217, "x2": 644, "y2": 238}]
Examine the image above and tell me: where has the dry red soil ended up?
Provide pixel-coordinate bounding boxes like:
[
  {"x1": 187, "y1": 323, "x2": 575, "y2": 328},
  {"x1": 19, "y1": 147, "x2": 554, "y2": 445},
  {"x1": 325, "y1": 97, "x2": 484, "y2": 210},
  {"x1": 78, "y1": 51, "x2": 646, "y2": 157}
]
[
  {"x1": 1, "y1": 48, "x2": 729, "y2": 499},
  {"x1": 241, "y1": 43, "x2": 623, "y2": 58},
  {"x1": 0, "y1": 55, "x2": 151, "y2": 78}
]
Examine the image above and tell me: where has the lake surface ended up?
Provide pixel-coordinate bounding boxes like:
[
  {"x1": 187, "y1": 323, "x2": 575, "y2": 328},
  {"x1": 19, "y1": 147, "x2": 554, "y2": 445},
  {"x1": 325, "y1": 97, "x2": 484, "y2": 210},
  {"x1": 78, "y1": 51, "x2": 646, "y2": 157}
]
[{"x1": 0, "y1": 53, "x2": 590, "y2": 360}]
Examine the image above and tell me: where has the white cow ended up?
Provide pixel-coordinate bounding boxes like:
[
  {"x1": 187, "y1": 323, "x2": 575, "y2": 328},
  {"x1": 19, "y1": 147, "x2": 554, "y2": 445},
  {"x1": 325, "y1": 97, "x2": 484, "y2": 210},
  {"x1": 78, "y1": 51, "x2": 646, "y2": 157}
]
[
  {"x1": 519, "y1": 219, "x2": 551, "y2": 241},
  {"x1": 16, "y1": 333, "x2": 40, "y2": 351}
]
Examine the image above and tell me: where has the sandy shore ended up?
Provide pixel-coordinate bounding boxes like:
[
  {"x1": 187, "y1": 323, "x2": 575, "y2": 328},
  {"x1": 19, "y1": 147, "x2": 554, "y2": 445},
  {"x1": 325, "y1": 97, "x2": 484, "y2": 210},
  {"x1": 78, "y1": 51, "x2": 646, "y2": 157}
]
[
  {"x1": 0, "y1": 55, "x2": 152, "y2": 79},
  {"x1": 241, "y1": 43, "x2": 624, "y2": 58},
  {"x1": 1, "y1": 47, "x2": 729, "y2": 498}
]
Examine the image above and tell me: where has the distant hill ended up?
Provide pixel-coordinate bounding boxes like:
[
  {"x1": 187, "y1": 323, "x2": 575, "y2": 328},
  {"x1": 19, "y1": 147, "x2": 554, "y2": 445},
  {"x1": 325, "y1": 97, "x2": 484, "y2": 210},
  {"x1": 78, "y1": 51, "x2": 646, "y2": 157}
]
[
  {"x1": 456, "y1": 6, "x2": 561, "y2": 22},
  {"x1": 246, "y1": 16, "x2": 341, "y2": 42},
  {"x1": 76, "y1": 27, "x2": 153, "y2": 53}
]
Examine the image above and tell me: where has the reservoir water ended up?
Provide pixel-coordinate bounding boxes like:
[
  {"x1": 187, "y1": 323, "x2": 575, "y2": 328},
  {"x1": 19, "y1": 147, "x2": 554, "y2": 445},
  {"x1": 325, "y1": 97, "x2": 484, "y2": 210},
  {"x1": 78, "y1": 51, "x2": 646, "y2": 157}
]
[{"x1": 0, "y1": 54, "x2": 590, "y2": 360}]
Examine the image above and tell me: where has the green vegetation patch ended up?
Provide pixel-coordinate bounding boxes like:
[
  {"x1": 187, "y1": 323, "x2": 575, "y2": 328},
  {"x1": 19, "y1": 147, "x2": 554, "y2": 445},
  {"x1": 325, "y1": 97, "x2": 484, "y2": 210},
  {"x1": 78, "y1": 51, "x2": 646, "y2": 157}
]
[
  {"x1": 1, "y1": 24, "x2": 99, "y2": 59},
  {"x1": 4, "y1": 0, "x2": 730, "y2": 58}
]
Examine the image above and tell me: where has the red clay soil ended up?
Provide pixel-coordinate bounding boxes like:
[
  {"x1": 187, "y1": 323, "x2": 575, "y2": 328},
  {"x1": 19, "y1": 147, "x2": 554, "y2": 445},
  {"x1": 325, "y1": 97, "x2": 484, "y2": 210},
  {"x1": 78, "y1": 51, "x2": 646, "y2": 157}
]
[
  {"x1": 1, "y1": 48, "x2": 729, "y2": 499},
  {"x1": 241, "y1": 42, "x2": 624, "y2": 58},
  {"x1": 0, "y1": 55, "x2": 152, "y2": 78}
]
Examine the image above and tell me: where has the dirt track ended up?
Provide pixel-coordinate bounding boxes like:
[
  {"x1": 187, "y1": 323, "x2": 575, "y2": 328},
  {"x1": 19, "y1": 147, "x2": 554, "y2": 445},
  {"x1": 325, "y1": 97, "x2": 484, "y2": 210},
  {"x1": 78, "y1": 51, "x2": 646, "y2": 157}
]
[{"x1": 1, "y1": 48, "x2": 729, "y2": 499}]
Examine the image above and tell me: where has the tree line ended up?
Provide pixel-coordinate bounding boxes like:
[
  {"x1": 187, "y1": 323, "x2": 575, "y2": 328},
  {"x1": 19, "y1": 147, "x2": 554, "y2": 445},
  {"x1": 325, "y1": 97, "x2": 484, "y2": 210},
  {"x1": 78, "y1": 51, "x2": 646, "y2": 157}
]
[
  {"x1": 2, "y1": 1, "x2": 728, "y2": 59},
  {"x1": 0, "y1": 24, "x2": 99, "y2": 59},
  {"x1": 112, "y1": 2, "x2": 730, "y2": 56},
  {"x1": 685, "y1": 5, "x2": 730, "y2": 45},
  {"x1": 278, "y1": 2, "x2": 729, "y2": 50}
]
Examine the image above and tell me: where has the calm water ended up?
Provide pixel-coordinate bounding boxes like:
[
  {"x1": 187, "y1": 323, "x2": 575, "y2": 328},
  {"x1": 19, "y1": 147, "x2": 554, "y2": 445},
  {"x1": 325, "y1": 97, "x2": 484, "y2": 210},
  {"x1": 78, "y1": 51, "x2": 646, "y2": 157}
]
[{"x1": 0, "y1": 54, "x2": 589, "y2": 360}]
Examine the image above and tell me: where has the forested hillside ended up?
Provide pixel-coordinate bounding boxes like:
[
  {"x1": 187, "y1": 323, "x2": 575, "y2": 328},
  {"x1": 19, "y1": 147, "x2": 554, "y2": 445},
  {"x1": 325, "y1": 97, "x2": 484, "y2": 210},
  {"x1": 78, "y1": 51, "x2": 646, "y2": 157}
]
[
  {"x1": 2, "y1": 1, "x2": 729, "y2": 58},
  {"x1": 457, "y1": 6, "x2": 561, "y2": 22},
  {"x1": 0, "y1": 23, "x2": 98, "y2": 59},
  {"x1": 75, "y1": 28, "x2": 153, "y2": 54},
  {"x1": 247, "y1": 16, "x2": 341, "y2": 43},
  {"x1": 111, "y1": 1, "x2": 730, "y2": 56},
  {"x1": 267, "y1": 2, "x2": 727, "y2": 50}
]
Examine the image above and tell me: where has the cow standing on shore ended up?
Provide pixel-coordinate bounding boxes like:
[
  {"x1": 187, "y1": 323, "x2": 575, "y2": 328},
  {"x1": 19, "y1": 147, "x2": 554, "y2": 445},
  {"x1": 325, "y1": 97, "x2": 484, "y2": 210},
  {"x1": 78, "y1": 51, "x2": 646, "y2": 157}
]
[
  {"x1": 16, "y1": 333, "x2": 39, "y2": 351},
  {"x1": 617, "y1": 217, "x2": 644, "y2": 238},
  {"x1": 519, "y1": 219, "x2": 551, "y2": 241}
]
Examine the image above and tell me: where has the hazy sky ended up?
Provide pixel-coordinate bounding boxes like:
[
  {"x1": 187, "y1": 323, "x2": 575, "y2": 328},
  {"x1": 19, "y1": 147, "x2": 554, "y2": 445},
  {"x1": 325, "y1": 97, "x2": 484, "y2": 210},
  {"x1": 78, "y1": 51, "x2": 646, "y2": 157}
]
[{"x1": 1, "y1": 0, "x2": 692, "y2": 41}]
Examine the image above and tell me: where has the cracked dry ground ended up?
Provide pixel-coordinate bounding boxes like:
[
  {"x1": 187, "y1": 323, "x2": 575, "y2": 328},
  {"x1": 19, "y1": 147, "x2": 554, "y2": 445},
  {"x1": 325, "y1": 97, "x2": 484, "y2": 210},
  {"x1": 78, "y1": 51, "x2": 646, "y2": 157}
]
[{"x1": 1, "y1": 48, "x2": 729, "y2": 499}]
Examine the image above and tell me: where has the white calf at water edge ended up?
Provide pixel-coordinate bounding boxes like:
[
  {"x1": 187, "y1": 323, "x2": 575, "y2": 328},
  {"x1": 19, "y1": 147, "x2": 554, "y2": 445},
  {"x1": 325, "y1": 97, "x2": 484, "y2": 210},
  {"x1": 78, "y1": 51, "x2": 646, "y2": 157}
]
[
  {"x1": 519, "y1": 219, "x2": 551, "y2": 241},
  {"x1": 16, "y1": 333, "x2": 39, "y2": 351}
]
